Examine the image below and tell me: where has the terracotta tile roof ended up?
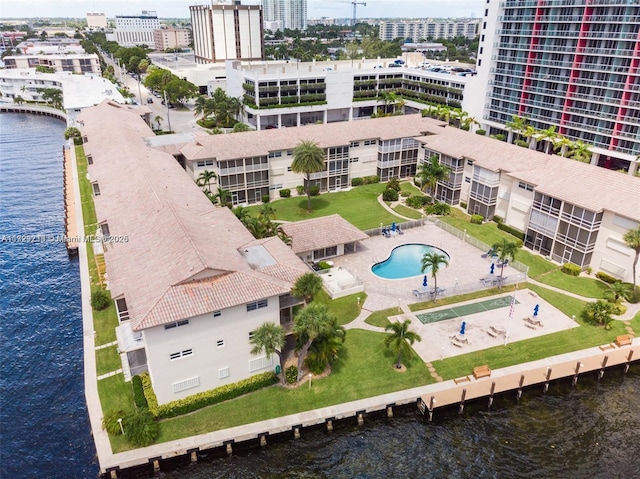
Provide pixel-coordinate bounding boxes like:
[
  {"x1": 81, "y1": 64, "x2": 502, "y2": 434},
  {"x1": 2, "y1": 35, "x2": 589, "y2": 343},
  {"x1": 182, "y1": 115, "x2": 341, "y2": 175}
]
[
  {"x1": 418, "y1": 127, "x2": 640, "y2": 222},
  {"x1": 79, "y1": 100, "x2": 307, "y2": 331},
  {"x1": 280, "y1": 214, "x2": 369, "y2": 254}
]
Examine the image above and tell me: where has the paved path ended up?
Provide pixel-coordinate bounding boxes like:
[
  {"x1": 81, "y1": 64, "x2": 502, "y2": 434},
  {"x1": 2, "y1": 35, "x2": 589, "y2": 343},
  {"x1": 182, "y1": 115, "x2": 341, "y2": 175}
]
[{"x1": 376, "y1": 193, "x2": 419, "y2": 221}]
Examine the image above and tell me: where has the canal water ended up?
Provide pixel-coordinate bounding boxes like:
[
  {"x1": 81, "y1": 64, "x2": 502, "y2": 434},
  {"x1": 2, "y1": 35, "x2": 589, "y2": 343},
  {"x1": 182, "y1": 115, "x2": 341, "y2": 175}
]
[{"x1": 1, "y1": 113, "x2": 639, "y2": 479}]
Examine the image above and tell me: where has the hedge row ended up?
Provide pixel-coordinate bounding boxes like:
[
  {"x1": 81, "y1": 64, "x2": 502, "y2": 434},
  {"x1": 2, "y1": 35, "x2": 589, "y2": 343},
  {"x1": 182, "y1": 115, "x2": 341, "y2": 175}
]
[
  {"x1": 141, "y1": 371, "x2": 278, "y2": 419},
  {"x1": 596, "y1": 271, "x2": 618, "y2": 284},
  {"x1": 561, "y1": 263, "x2": 581, "y2": 276},
  {"x1": 351, "y1": 176, "x2": 380, "y2": 186},
  {"x1": 497, "y1": 222, "x2": 525, "y2": 241},
  {"x1": 131, "y1": 375, "x2": 148, "y2": 409}
]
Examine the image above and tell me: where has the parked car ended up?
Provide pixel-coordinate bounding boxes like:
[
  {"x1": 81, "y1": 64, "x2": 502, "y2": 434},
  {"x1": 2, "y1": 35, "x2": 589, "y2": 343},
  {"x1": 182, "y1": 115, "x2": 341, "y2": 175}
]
[{"x1": 147, "y1": 97, "x2": 153, "y2": 104}]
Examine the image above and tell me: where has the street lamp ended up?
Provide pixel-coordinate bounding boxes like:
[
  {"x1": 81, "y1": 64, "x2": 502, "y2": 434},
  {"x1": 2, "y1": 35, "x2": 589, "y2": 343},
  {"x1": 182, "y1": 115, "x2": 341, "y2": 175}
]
[{"x1": 117, "y1": 417, "x2": 124, "y2": 435}]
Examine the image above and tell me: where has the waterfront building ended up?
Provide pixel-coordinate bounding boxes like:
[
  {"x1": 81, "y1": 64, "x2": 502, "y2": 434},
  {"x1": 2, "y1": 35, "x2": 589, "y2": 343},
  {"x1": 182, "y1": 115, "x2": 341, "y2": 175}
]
[
  {"x1": 86, "y1": 12, "x2": 107, "y2": 30},
  {"x1": 176, "y1": 114, "x2": 638, "y2": 283},
  {"x1": 190, "y1": 2, "x2": 264, "y2": 65},
  {"x1": 153, "y1": 28, "x2": 191, "y2": 51},
  {"x1": 79, "y1": 101, "x2": 307, "y2": 405},
  {"x1": 466, "y1": 0, "x2": 640, "y2": 174},
  {"x1": 225, "y1": 58, "x2": 467, "y2": 130},
  {"x1": 262, "y1": 0, "x2": 307, "y2": 31},
  {"x1": 379, "y1": 19, "x2": 480, "y2": 42},
  {"x1": 113, "y1": 11, "x2": 161, "y2": 47},
  {"x1": 2, "y1": 53, "x2": 101, "y2": 74}
]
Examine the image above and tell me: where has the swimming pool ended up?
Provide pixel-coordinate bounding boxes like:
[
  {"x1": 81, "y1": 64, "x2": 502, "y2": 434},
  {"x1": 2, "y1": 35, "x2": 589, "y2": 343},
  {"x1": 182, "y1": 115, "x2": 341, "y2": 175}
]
[{"x1": 371, "y1": 243, "x2": 450, "y2": 279}]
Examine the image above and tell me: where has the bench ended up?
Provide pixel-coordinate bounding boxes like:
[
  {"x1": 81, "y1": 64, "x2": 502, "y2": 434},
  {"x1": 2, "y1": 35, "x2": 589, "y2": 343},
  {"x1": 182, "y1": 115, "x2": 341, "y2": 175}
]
[
  {"x1": 454, "y1": 376, "x2": 472, "y2": 384},
  {"x1": 616, "y1": 334, "x2": 632, "y2": 347},
  {"x1": 473, "y1": 365, "x2": 491, "y2": 379},
  {"x1": 599, "y1": 343, "x2": 616, "y2": 351},
  {"x1": 525, "y1": 323, "x2": 537, "y2": 330},
  {"x1": 451, "y1": 340, "x2": 464, "y2": 348}
]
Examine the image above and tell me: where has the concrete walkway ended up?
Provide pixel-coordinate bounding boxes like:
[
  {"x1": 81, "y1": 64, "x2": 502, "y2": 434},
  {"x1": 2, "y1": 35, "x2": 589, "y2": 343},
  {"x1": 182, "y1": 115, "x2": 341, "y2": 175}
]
[{"x1": 376, "y1": 193, "x2": 419, "y2": 222}]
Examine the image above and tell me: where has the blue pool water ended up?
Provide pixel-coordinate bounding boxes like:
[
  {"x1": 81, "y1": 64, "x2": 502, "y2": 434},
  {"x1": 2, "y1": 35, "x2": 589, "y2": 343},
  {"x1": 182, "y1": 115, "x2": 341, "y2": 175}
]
[{"x1": 371, "y1": 243, "x2": 450, "y2": 279}]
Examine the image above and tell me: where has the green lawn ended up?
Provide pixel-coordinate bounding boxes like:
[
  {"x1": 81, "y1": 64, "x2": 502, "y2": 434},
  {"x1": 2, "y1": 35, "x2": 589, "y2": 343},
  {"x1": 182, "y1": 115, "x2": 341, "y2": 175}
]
[
  {"x1": 399, "y1": 182, "x2": 424, "y2": 196},
  {"x1": 314, "y1": 290, "x2": 366, "y2": 326},
  {"x1": 537, "y1": 271, "x2": 610, "y2": 299},
  {"x1": 96, "y1": 346, "x2": 122, "y2": 376},
  {"x1": 364, "y1": 307, "x2": 402, "y2": 327},
  {"x1": 392, "y1": 203, "x2": 423, "y2": 220},
  {"x1": 248, "y1": 184, "x2": 401, "y2": 230},
  {"x1": 112, "y1": 329, "x2": 433, "y2": 452}
]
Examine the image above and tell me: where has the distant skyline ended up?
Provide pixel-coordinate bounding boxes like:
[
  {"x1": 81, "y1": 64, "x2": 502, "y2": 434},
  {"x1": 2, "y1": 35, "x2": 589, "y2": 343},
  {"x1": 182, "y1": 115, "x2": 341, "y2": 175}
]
[{"x1": 0, "y1": 1, "x2": 482, "y2": 21}]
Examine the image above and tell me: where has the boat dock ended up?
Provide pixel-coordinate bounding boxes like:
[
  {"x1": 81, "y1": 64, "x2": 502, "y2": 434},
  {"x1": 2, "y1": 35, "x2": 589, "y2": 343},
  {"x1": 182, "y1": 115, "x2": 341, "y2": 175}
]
[
  {"x1": 97, "y1": 340, "x2": 637, "y2": 477},
  {"x1": 63, "y1": 146, "x2": 79, "y2": 257}
]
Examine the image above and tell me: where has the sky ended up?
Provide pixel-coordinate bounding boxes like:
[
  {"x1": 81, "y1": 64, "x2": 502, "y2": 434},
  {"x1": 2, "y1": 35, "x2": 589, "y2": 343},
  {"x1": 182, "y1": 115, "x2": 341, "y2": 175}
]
[{"x1": 0, "y1": 1, "x2": 483, "y2": 20}]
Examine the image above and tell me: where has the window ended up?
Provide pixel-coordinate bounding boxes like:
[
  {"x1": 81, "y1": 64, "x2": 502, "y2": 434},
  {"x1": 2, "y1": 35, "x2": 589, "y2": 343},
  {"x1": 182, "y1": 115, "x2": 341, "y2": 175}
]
[
  {"x1": 164, "y1": 319, "x2": 189, "y2": 330},
  {"x1": 268, "y1": 151, "x2": 282, "y2": 158},
  {"x1": 91, "y1": 182, "x2": 101, "y2": 196},
  {"x1": 465, "y1": 177, "x2": 471, "y2": 183},
  {"x1": 249, "y1": 331, "x2": 255, "y2": 341},
  {"x1": 219, "y1": 367, "x2": 230, "y2": 379},
  {"x1": 170, "y1": 349, "x2": 193, "y2": 360},
  {"x1": 286, "y1": 150, "x2": 293, "y2": 156},
  {"x1": 350, "y1": 141, "x2": 360, "y2": 148},
  {"x1": 87, "y1": 154, "x2": 93, "y2": 165},
  {"x1": 364, "y1": 139, "x2": 377, "y2": 146},
  {"x1": 246, "y1": 299, "x2": 268, "y2": 312},
  {"x1": 216, "y1": 339, "x2": 224, "y2": 348},
  {"x1": 100, "y1": 223, "x2": 110, "y2": 238},
  {"x1": 518, "y1": 181, "x2": 534, "y2": 192},
  {"x1": 196, "y1": 160, "x2": 214, "y2": 167},
  {"x1": 82, "y1": 136, "x2": 88, "y2": 143},
  {"x1": 287, "y1": 166, "x2": 292, "y2": 172},
  {"x1": 213, "y1": 310, "x2": 221, "y2": 317},
  {"x1": 349, "y1": 158, "x2": 359, "y2": 163}
]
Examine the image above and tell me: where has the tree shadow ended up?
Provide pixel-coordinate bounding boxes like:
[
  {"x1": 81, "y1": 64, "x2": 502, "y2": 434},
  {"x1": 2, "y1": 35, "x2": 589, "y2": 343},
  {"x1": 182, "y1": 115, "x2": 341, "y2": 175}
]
[{"x1": 296, "y1": 197, "x2": 330, "y2": 213}]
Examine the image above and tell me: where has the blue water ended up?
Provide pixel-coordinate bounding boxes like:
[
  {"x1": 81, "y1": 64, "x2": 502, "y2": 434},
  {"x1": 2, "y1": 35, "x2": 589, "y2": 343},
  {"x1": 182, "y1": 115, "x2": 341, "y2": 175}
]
[
  {"x1": 372, "y1": 243, "x2": 450, "y2": 279},
  {"x1": 0, "y1": 114, "x2": 98, "y2": 478},
  {"x1": 2, "y1": 113, "x2": 640, "y2": 479}
]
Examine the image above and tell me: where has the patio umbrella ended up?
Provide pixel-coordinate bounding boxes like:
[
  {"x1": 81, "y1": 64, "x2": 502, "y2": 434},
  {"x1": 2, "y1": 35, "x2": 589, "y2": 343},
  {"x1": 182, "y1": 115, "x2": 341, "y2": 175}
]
[
  {"x1": 423, "y1": 275, "x2": 428, "y2": 288},
  {"x1": 460, "y1": 321, "x2": 466, "y2": 335},
  {"x1": 533, "y1": 304, "x2": 539, "y2": 317},
  {"x1": 490, "y1": 263, "x2": 495, "y2": 275}
]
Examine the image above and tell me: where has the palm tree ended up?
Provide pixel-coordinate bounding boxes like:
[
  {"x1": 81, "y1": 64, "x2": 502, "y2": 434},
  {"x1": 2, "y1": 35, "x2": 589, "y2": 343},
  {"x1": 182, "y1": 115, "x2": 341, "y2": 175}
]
[
  {"x1": 416, "y1": 155, "x2": 451, "y2": 198},
  {"x1": 193, "y1": 95, "x2": 208, "y2": 119},
  {"x1": 258, "y1": 202, "x2": 276, "y2": 220},
  {"x1": 491, "y1": 239, "x2": 519, "y2": 279},
  {"x1": 196, "y1": 170, "x2": 216, "y2": 194},
  {"x1": 215, "y1": 186, "x2": 232, "y2": 206},
  {"x1": 233, "y1": 205, "x2": 250, "y2": 224},
  {"x1": 584, "y1": 300, "x2": 615, "y2": 329},
  {"x1": 538, "y1": 125, "x2": 558, "y2": 154},
  {"x1": 294, "y1": 303, "x2": 333, "y2": 381},
  {"x1": 302, "y1": 316, "x2": 346, "y2": 374},
  {"x1": 421, "y1": 252, "x2": 449, "y2": 293},
  {"x1": 623, "y1": 226, "x2": 640, "y2": 290},
  {"x1": 153, "y1": 115, "x2": 163, "y2": 131},
  {"x1": 569, "y1": 140, "x2": 592, "y2": 163},
  {"x1": 554, "y1": 136, "x2": 573, "y2": 157},
  {"x1": 523, "y1": 125, "x2": 537, "y2": 149},
  {"x1": 607, "y1": 281, "x2": 631, "y2": 304},
  {"x1": 292, "y1": 272, "x2": 323, "y2": 305},
  {"x1": 250, "y1": 322, "x2": 286, "y2": 385},
  {"x1": 384, "y1": 319, "x2": 422, "y2": 369},
  {"x1": 291, "y1": 140, "x2": 326, "y2": 212},
  {"x1": 505, "y1": 115, "x2": 528, "y2": 144}
]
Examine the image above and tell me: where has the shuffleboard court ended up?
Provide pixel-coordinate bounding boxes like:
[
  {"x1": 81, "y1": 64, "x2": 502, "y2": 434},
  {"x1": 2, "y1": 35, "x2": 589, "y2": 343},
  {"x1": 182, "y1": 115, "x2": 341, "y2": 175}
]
[{"x1": 416, "y1": 295, "x2": 519, "y2": 324}]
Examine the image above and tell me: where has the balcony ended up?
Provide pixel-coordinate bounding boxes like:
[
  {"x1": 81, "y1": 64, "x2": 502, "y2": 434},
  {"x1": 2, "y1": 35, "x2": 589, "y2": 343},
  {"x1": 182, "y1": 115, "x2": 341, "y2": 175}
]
[{"x1": 532, "y1": 200, "x2": 560, "y2": 216}]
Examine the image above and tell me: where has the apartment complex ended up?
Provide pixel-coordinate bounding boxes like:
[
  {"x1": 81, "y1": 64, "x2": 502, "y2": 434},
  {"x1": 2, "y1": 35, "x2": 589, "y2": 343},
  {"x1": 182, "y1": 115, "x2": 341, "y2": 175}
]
[
  {"x1": 79, "y1": 101, "x2": 307, "y2": 405},
  {"x1": 153, "y1": 28, "x2": 191, "y2": 51},
  {"x1": 86, "y1": 12, "x2": 107, "y2": 30},
  {"x1": 379, "y1": 18, "x2": 480, "y2": 41},
  {"x1": 113, "y1": 11, "x2": 161, "y2": 47},
  {"x1": 225, "y1": 58, "x2": 466, "y2": 130},
  {"x1": 175, "y1": 114, "x2": 639, "y2": 283},
  {"x1": 466, "y1": 0, "x2": 640, "y2": 174},
  {"x1": 190, "y1": 3, "x2": 264, "y2": 64},
  {"x1": 262, "y1": 0, "x2": 307, "y2": 31},
  {"x1": 2, "y1": 53, "x2": 101, "y2": 74}
]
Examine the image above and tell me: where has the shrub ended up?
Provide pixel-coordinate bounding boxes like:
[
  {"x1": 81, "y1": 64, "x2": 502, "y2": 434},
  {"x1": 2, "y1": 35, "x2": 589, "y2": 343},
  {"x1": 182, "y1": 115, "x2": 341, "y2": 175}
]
[
  {"x1": 351, "y1": 177, "x2": 363, "y2": 187},
  {"x1": 285, "y1": 365, "x2": 298, "y2": 384},
  {"x1": 102, "y1": 409, "x2": 126, "y2": 435},
  {"x1": 515, "y1": 139, "x2": 529, "y2": 148},
  {"x1": 309, "y1": 185, "x2": 320, "y2": 196},
  {"x1": 261, "y1": 194, "x2": 270, "y2": 203},
  {"x1": 460, "y1": 201, "x2": 467, "y2": 209},
  {"x1": 296, "y1": 185, "x2": 304, "y2": 196},
  {"x1": 363, "y1": 175, "x2": 380, "y2": 184},
  {"x1": 400, "y1": 190, "x2": 411, "y2": 197},
  {"x1": 91, "y1": 290, "x2": 111, "y2": 311},
  {"x1": 585, "y1": 266, "x2": 593, "y2": 275},
  {"x1": 145, "y1": 371, "x2": 277, "y2": 418},
  {"x1": 497, "y1": 222, "x2": 525, "y2": 241},
  {"x1": 131, "y1": 375, "x2": 148, "y2": 409},
  {"x1": 318, "y1": 261, "x2": 332, "y2": 270},
  {"x1": 425, "y1": 202, "x2": 451, "y2": 216},
  {"x1": 492, "y1": 215, "x2": 504, "y2": 224},
  {"x1": 140, "y1": 372, "x2": 159, "y2": 415},
  {"x1": 306, "y1": 356, "x2": 327, "y2": 375},
  {"x1": 387, "y1": 178, "x2": 401, "y2": 191},
  {"x1": 596, "y1": 271, "x2": 617, "y2": 284},
  {"x1": 561, "y1": 263, "x2": 581, "y2": 276},
  {"x1": 470, "y1": 214, "x2": 484, "y2": 224},
  {"x1": 583, "y1": 300, "x2": 615, "y2": 329},
  {"x1": 123, "y1": 409, "x2": 160, "y2": 447},
  {"x1": 382, "y1": 188, "x2": 399, "y2": 202},
  {"x1": 475, "y1": 129, "x2": 486, "y2": 136},
  {"x1": 64, "y1": 127, "x2": 81, "y2": 141},
  {"x1": 279, "y1": 188, "x2": 291, "y2": 198},
  {"x1": 628, "y1": 288, "x2": 640, "y2": 304}
]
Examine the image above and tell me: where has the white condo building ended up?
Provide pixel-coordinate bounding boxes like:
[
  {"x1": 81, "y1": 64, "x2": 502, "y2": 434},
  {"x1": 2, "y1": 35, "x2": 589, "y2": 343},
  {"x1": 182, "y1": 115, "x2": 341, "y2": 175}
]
[
  {"x1": 86, "y1": 12, "x2": 107, "y2": 30},
  {"x1": 379, "y1": 19, "x2": 480, "y2": 41},
  {"x1": 113, "y1": 11, "x2": 161, "y2": 47},
  {"x1": 2, "y1": 53, "x2": 101, "y2": 74},
  {"x1": 465, "y1": 0, "x2": 640, "y2": 175},
  {"x1": 262, "y1": 0, "x2": 307, "y2": 31},
  {"x1": 190, "y1": 3, "x2": 264, "y2": 64}
]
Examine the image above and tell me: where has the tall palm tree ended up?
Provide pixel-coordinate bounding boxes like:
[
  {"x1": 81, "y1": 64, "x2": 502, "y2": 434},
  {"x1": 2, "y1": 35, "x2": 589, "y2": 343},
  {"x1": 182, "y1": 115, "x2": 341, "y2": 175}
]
[
  {"x1": 523, "y1": 125, "x2": 538, "y2": 149},
  {"x1": 232, "y1": 205, "x2": 250, "y2": 224},
  {"x1": 553, "y1": 136, "x2": 573, "y2": 157},
  {"x1": 302, "y1": 316, "x2": 346, "y2": 374},
  {"x1": 505, "y1": 115, "x2": 528, "y2": 144},
  {"x1": 249, "y1": 322, "x2": 286, "y2": 384},
  {"x1": 417, "y1": 155, "x2": 451, "y2": 198},
  {"x1": 569, "y1": 140, "x2": 592, "y2": 163},
  {"x1": 258, "y1": 202, "x2": 277, "y2": 220},
  {"x1": 538, "y1": 125, "x2": 558, "y2": 154},
  {"x1": 196, "y1": 170, "x2": 216, "y2": 194},
  {"x1": 491, "y1": 239, "x2": 519, "y2": 279},
  {"x1": 215, "y1": 186, "x2": 232, "y2": 206},
  {"x1": 623, "y1": 226, "x2": 640, "y2": 290},
  {"x1": 384, "y1": 319, "x2": 422, "y2": 369},
  {"x1": 294, "y1": 303, "x2": 333, "y2": 381},
  {"x1": 421, "y1": 252, "x2": 449, "y2": 293},
  {"x1": 291, "y1": 140, "x2": 325, "y2": 212},
  {"x1": 292, "y1": 272, "x2": 323, "y2": 305},
  {"x1": 193, "y1": 95, "x2": 208, "y2": 119},
  {"x1": 154, "y1": 115, "x2": 163, "y2": 131}
]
